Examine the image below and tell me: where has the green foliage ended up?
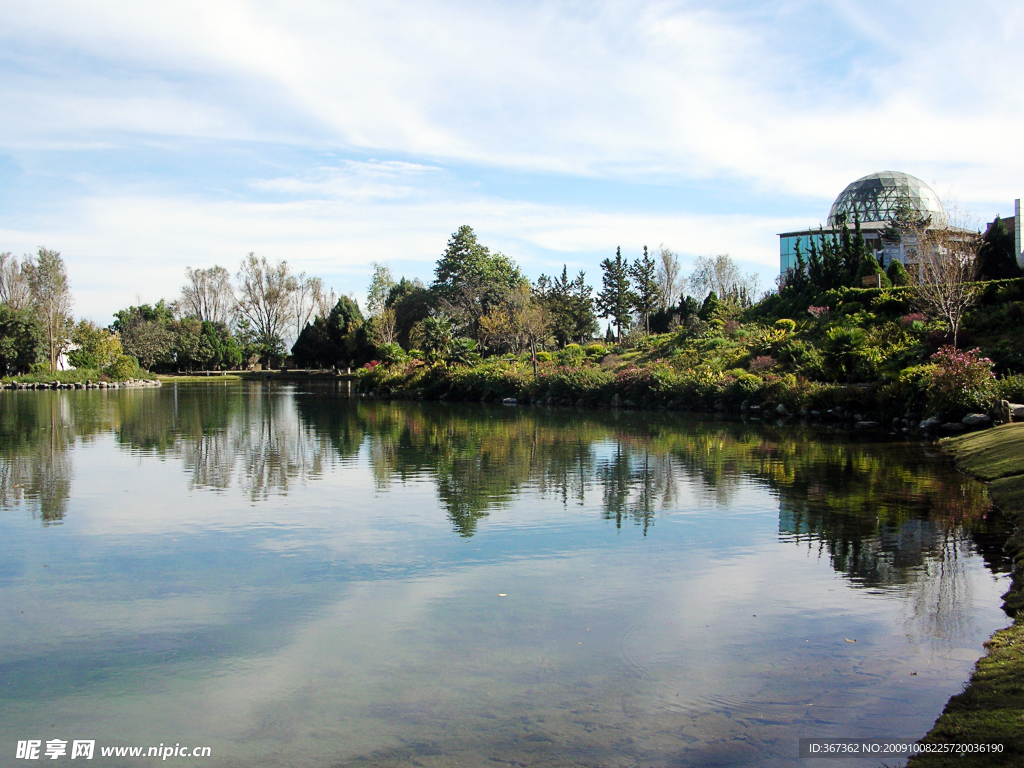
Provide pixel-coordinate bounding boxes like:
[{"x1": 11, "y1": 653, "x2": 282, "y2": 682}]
[
  {"x1": 995, "y1": 375, "x2": 1024, "y2": 404},
  {"x1": 534, "y1": 266, "x2": 598, "y2": 346},
  {"x1": 773, "y1": 318, "x2": 796, "y2": 333},
  {"x1": 630, "y1": 246, "x2": 661, "y2": 334},
  {"x1": 0, "y1": 305, "x2": 43, "y2": 375},
  {"x1": 535, "y1": 351, "x2": 553, "y2": 363},
  {"x1": 735, "y1": 373, "x2": 763, "y2": 396},
  {"x1": 112, "y1": 301, "x2": 175, "y2": 371},
  {"x1": 557, "y1": 343, "x2": 585, "y2": 366},
  {"x1": 886, "y1": 259, "x2": 910, "y2": 287},
  {"x1": 292, "y1": 296, "x2": 369, "y2": 368},
  {"x1": 596, "y1": 247, "x2": 634, "y2": 341},
  {"x1": 927, "y1": 346, "x2": 995, "y2": 418},
  {"x1": 69, "y1": 319, "x2": 122, "y2": 370},
  {"x1": 103, "y1": 354, "x2": 140, "y2": 381}
]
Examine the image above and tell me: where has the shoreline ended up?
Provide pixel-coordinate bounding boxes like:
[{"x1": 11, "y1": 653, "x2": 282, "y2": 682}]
[{"x1": 909, "y1": 423, "x2": 1024, "y2": 766}]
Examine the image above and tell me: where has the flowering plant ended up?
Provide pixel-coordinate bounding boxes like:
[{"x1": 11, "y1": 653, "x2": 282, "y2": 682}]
[
  {"x1": 807, "y1": 305, "x2": 830, "y2": 320},
  {"x1": 927, "y1": 346, "x2": 995, "y2": 416}
]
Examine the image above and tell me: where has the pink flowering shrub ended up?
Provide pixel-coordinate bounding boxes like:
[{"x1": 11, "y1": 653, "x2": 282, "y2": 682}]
[
  {"x1": 927, "y1": 346, "x2": 995, "y2": 417},
  {"x1": 807, "y1": 305, "x2": 830, "y2": 320}
]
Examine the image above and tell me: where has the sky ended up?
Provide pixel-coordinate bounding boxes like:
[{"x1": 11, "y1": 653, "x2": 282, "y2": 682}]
[{"x1": 1, "y1": 0, "x2": 1022, "y2": 323}]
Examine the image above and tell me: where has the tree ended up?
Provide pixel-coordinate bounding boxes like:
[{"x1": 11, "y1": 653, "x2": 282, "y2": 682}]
[
  {"x1": 366, "y1": 262, "x2": 395, "y2": 316},
  {"x1": 977, "y1": 217, "x2": 1023, "y2": 280},
  {"x1": 630, "y1": 245, "x2": 661, "y2": 335},
  {"x1": 180, "y1": 265, "x2": 235, "y2": 325},
  {"x1": 25, "y1": 248, "x2": 73, "y2": 372},
  {"x1": 236, "y1": 253, "x2": 296, "y2": 363},
  {"x1": 913, "y1": 226, "x2": 982, "y2": 348},
  {"x1": 291, "y1": 273, "x2": 325, "y2": 342},
  {"x1": 534, "y1": 266, "x2": 597, "y2": 347},
  {"x1": 596, "y1": 247, "x2": 634, "y2": 342},
  {"x1": 0, "y1": 252, "x2": 32, "y2": 310},
  {"x1": 432, "y1": 226, "x2": 526, "y2": 338},
  {"x1": 656, "y1": 245, "x2": 684, "y2": 311},
  {"x1": 0, "y1": 305, "x2": 43, "y2": 375},
  {"x1": 112, "y1": 302, "x2": 175, "y2": 371},
  {"x1": 291, "y1": 296, "x2": 366, "y2": 368},
  {"x1": 69, "y1": 320, "x2": 122, "y2": 370},
  {"x1": 385, "y1": 278, "x2": 432, "y2": 350},
  {"x1": 688, "y1": 254, "x2": 759, "y2": 307}
]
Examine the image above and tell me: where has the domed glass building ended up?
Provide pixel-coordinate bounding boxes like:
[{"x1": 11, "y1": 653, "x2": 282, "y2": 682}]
[
  {"x1": 827, "y1": 171, "x2": 946, "y2": 228},
  {"x1": 779, "y1": 171, "x2": 948, "y2": 276}
]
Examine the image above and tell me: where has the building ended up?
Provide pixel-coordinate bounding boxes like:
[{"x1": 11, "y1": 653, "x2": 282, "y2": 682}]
[{"x1": 779, "y1": 171, "x2": 1024, "y2": 276}]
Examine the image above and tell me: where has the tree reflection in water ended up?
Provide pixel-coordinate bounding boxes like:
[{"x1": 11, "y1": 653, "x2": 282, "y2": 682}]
[{"x1": 0, "y1": 385, "x2": 1009, "y2": 602}]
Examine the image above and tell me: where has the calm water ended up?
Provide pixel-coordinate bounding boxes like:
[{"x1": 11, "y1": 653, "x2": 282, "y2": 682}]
[{"x1": 0, "y1": 383, "x2": 1012, "y2": 767}]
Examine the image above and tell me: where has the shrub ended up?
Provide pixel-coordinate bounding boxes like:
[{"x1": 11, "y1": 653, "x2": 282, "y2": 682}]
[
  {"x1": 535, "y1": 351, "x2": 553, "y2": 363},
  {"x1": 773, "y1": 318, "x2": 797, "y2": 333},
  {"x1": 735, "y1": 373, "x2": 763, "y2": 396},
  {"x1": 104, "y1": 354, "x2": 140, "y2": 381},
  {"x1": 749, "y1": 355, "x2": 775, "y2": 373},
  {"x1": 927, "y1": 346, "x2": 995, "y2": 417},
  {"x1": 995, "y1": 374, "x2": 1024, "y2": 404},
  {"x1": 557, "y1": 344, "x2": 586, "y2": 365}
]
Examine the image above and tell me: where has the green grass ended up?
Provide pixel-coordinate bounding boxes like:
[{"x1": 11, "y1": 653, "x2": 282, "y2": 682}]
[{"x1": 909, "y1": 425, "x2": 1024, "y2": 766}]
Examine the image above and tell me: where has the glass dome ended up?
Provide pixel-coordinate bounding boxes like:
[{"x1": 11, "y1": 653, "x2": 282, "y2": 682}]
[{"x1": 827, "y1": 171, "x2": 946, "y2": 228}]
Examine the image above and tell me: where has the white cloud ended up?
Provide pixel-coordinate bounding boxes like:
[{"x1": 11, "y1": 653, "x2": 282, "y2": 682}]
[{"x1": 1, "y1": 0, "x2": 1022, "y2": 317}]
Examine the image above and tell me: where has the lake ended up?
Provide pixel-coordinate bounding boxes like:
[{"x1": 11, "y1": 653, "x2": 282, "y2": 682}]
[{"x1": 0, "y1": 382, "x2": 1012, "y2": 767}]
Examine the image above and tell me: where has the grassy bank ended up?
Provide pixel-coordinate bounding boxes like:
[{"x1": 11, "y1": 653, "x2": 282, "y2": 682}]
[{"x1": 909, "y1": 424, "x2": 1024, "y2": 767}]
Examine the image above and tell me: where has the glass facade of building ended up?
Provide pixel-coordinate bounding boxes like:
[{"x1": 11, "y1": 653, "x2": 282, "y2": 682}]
[{"x1": 828, "y1": 171, "x2": 946, "y2": 227}]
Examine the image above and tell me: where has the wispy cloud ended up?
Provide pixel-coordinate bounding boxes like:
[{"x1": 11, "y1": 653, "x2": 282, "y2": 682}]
[{"x1": 0, "y1": 0, "x2": 1021, "y2": 318}]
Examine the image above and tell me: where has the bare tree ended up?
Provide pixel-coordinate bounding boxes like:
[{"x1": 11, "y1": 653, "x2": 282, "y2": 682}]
[
  {"x1": 0, "y1": 252, "x2": 32, "y2": 309},
  {"x1": 25, "y1": 248, "x2": 73, "y2": 371},
  {"x1": 292, "y1": 273, "x2": 324, "y2": 339},
  {"x1": 370, "y1": 307, "x2": 399, "y2": 347},
  {"x1": 315, "y1": 286, "x2": 338, "y2": 320},
  {"x1": 913, "y1": 226, "x2": 982, "y2": 348},
  {"x1": 236, "y1": 253, "x2": 296, "y2": 350},
  {"x1": 656, "y1": 245, "x2": 684, "y2": 310},
  {"x1": 689, "y1": 254, "x2": 760, "y2": 307},
  {"x1": 181, "y1": 265, "x2": 235, "y2": 324},
  {"x1": 366, "y1": 262, "x2": 395, "y2": 316}
]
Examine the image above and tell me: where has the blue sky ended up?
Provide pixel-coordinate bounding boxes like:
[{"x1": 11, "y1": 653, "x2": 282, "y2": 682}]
[{"x1": 1, "y1": 0, "x2": 1022, "y2": 322}]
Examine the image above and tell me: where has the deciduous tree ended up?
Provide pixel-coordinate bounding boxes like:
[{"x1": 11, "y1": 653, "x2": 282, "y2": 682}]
[
  {"x1": 25, "y1": 248, "x2": 73, "y2": 372},
  {"x1": 181, "y1": 266, "x2": 235, "y2": 325}
]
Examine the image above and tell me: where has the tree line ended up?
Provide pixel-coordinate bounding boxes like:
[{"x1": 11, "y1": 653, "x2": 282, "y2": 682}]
[{"x1": 0, "y1": 228, "x2": 762, "y2": 376}]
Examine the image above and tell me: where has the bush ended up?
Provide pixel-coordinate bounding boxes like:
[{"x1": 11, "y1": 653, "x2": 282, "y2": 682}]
[
  {"x1": 995, "y1": 374, "x2": 1024, "y2": 403},
  {"x1": 535, "y1": 351, "x2": 553, "y2": 363},
  {"x1": 558, "y1": 344, "x2": 585, "y2": 365},
  {"x1": 927, "y1": 346, "x2": 995, "y2": 417},
  {"x1": 735, "y1": 373, "x2": 763, "y2": 396},
  {"x1": 773, "y1": 318, "x2": 796, "y2": 333},
  {"x1": 104, "y1": 354, "x2": 140, "y2": 381}
]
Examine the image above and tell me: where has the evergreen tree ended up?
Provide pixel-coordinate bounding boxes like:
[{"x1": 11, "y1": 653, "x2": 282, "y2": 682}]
[
  {"x1": 977, "y1": 217, "x2": 1023, "y2": 280},
  {"x1": 596, "y1": 247, "x2": 634, "y2": 342},
  {"x1": 630, "y1": 245, "x2": 661, "y2": 335},
  {"x1": 886, "y1": 259, "x2": 910, "y2": 287}
]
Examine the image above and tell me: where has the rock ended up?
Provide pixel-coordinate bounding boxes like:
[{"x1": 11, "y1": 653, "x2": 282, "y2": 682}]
[
  {"x1": 939, "y1": 422, "x2": 966, "y2": 435},
  {"x1": 919, "y1": 417, "x2": 942, "y2": 431},
  {"x1": 502, "y1": 397, "x2": 518, "y2": 405},
  {"x1": 962, "y1": 413, "x2": 992, "y2": 428},
  {"x1": 610, "y1": 394, "x2": 621, "y2": 408},
  {"x1": 576, "y1": 398, "x2": 585, "y2": 408},
  {"x1": 714, "y1": 402, "x2": 727, "y2": 412},
  {"x1": 740, "y1": 400, "x2": 749, "y2": 412},
  {"x1": 623, "y1": 399, "x2": 636, "y2": 408},
  {"x1": 810, "y1": 410, "x2": 821, "y2": 419},
  {"x1": 855, "y1": 421, "x2": 880, "y2": 430},
  {"x1": 775, "y1": 403, "x2": 790, "y2": 416},
  {"x1": 904, "y1": 412, "x2": 919, "y2": 422},
  {"x1": 1011, "y1": 403, "x2": 1024, "y2": 422}
]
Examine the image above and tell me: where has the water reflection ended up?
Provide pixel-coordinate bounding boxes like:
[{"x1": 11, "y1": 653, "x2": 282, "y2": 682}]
[
  {"x1": 0, "y1": 383, "x2": 1012, "y2": 767},
  {"x1": 0, "y1": 383, "x2": 1008, "y2": 591}
]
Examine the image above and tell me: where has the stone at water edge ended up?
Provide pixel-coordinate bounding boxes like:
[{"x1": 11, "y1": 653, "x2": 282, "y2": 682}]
[{"x1": 962, "y1": 413, "x2": 992, "y2": 428}]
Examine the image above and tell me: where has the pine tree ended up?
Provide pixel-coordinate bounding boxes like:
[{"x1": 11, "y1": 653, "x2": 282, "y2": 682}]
[
  {"x1": 630, "y1": 245, "x2": 661, "y2": 335},
  {"x1": 596, "y1": 247, "x2": 634, "y2": 342}
]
